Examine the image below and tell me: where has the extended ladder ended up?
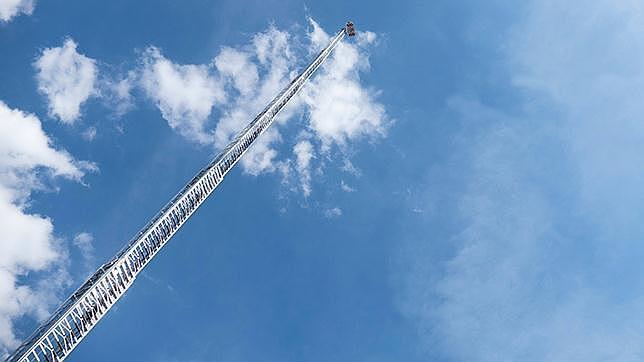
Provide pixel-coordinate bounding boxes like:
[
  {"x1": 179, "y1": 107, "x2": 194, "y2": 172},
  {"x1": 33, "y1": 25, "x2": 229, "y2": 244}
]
[{"x1": 7, "y1": 22, "x2": 351, "y2": 362}]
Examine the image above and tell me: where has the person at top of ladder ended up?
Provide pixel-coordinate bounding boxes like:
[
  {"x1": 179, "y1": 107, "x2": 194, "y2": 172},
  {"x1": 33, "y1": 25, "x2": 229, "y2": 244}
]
[{"x1": 346, "y1": 21, "x2": 356, "y2": 36}]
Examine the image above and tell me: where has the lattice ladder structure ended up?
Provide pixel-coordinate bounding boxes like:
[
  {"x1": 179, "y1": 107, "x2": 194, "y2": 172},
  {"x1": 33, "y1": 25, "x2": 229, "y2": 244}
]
[{"x1": 7, "y1": 22, "x2": 353, "y2": 362}]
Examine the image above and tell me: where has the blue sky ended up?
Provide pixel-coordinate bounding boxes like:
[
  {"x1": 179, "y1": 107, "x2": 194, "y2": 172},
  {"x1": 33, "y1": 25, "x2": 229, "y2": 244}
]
[{"x1": 2, "y1": 0, "x2": 644, "y2": 361}]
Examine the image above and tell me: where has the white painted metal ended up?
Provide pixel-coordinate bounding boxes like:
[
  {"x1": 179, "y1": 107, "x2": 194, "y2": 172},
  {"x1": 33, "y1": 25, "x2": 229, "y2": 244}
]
[{"x1": 6, "y1": 25, "x2": 348, "y2": 362}]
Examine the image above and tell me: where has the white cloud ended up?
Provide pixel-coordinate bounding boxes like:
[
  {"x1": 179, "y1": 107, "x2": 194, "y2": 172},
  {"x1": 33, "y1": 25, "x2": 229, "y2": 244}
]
[
  {"x1": 34, "y1": 38, "x2": 98, "y2": 124},
  {"x1": 356, "y1": 31, "x2": 377, "y2": 47},
  {"x1": 72, "y1": 232, "x2": 93, "y2": 255},
  {"x1": 140, "y1": 47, "x2": 225, "y2": 144},
  {"x1": 102, "y1": 71, "x2": 136, "y2": 118},
  {"x1": 308, "y1": 18, "x2": 330, "y2": 52},
  {"x1": 0, "y1": 102, "x2": 92, "y2": 187},
  {"x1": 73, "y1": 232, "x2": 95, "y2": 275},
  {"x1": 0, "y1": 0, "x2": 34, "y2": 22},
  {"x1": 301, "y1": 21, "x2": 388, "y2": 150},
  {"x1": 229, "y1": 20, "x2": 386, "y2": 195},
  {"x1": 341, "y1": 159, "x2": 361, "y2": 176},
  {"x1": 141, "y1": 20, "x2": 387, "y2": 197},
  {"x1": 293, "y1": 140, "x2": 314, "y2": 196},
  {"x1": 81, "y1": 126, "x2": 96, "y2": 141},
  {"x1": 323, "y1": 207, "x2": 342, "y2": 218},
  {"x1": 213, "y1": 26, "x2": 297, "y2": 175},
  {"x1": 0, "y1": 101, "x2": 94, "y2": 355},
  {"x1": 214, "y1": 47, "x2": 259, "y2": 96},
  {"x1": 239, "y1": 127, "x2": 281, "y2": 176},
  {"x1": 340, "y1": 180, "x2": 355, "y2": 192}
]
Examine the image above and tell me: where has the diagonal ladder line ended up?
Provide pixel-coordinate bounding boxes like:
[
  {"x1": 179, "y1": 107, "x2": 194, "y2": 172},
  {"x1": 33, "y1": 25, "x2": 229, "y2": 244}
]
[{"x1": 6, "y1": 25, "x2": 347, "y2": 362}]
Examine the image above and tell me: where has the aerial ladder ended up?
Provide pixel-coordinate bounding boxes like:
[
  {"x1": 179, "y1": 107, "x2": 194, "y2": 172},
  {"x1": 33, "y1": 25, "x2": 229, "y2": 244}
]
[{"x1": 6, "y1": 21, "x2": 356, "y2": 362}]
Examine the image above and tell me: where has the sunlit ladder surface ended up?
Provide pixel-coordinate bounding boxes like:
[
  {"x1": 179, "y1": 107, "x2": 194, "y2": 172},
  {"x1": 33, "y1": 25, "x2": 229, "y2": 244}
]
[{"x1": 6, "y1": 24, "x2": 350, "y2": 362}]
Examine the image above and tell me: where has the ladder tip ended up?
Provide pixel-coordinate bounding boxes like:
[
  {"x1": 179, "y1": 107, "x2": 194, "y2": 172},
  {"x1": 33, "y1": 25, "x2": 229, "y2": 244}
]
[{"x1": 345, "y1": 21, "x2": 356, "y2": 36}]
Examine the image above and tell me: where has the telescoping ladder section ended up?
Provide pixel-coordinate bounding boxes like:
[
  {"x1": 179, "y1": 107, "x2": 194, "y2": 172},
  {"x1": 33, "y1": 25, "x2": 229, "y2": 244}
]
[{"x1": 7, "y1": 26, "x2": 348, "y2": 362}]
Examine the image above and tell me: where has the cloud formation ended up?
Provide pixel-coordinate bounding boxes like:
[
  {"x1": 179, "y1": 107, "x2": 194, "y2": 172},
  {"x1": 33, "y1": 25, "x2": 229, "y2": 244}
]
[
  {"x1": 101, "y1": 71, "x2": 136, "y2": 118},
  {"x1": 34, "y1": 39, "x2": 98, "y2": 124},
  {"x1": 397, "y1": 1, "x2": 644, "y2": 360},
  {"x1": 135, "y1": 19, "x2": 387, "y2": 195},
  {"x1": 323, "y1": 207, "x2": 342, "y2": 218},
  {"x1": 214, "y1": 47, "x2": 259, "y2": 96},
  {"x1": 73, "y1": 19, "x2": 388, "y2": 197},
  {"x1": 0, "y1": 101, "x2": 95, "y2": 356},
  {"x1": 140, "y1": 47, "x2": 226, "y2": 144},
  {"x1": 210, "y1": 20, "x2": 388, "y2": 195},
  {"x1": 293, "y1": 140, "x2": 313, "y2": 196},
  {"x1": 72, "y1": 232, "x2": 95, "y2": 276},
  {"x1": 301, "y1": 19, "x2": 387, "y2": 150},
  {"x1": 213, "y1": 26, "x2": 297, "y2": 175},
  {"x1": 0, "y1": 0, "x2": 34, "y2": 22},
  {"x1": 340, "y1": 180, "x2": 354, "y2": 193}
]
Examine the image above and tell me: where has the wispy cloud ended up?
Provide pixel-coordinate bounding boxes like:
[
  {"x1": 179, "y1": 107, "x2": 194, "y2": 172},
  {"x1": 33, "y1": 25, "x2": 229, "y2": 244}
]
[
  {"x1": 101, "y1": 71, "x2": 136, "y2": 118},
  {"x1": 81, "y1": 126, "x2": 97, "y2": 141},
  {"x1": 323, "y1": 207, "x2": 342, "y2": 218},
  {"x1": 397, "y1": 1, "x2": 644, "y2": 360},
  {"x1": 293, "y1": 140, "x2": 314, "y2": 196},
  {"x1": 340, "y1": 180, "x2": 355, "y2": 192},
  {"x1": 72, "y1": 232, "x2": 96, "y2": 276}
]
